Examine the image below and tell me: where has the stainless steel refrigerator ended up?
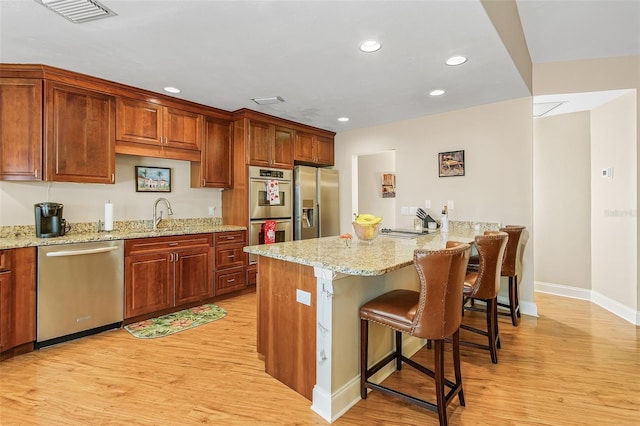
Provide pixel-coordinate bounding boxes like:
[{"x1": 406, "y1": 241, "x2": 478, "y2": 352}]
[{"x1": 294, "y1": 166, "x2": 339, "y2": 240}]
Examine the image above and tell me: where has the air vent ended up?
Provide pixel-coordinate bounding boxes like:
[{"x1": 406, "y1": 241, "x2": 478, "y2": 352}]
[
  {"x1": 251, "y1": 96, "x2": 285, "y2": 105},
  {"x1": 533, "y1": 101, "x2": 565, "y2": 117},
  {"x1": 37, "y1": 0, "x2": 117, "y2": 24}
]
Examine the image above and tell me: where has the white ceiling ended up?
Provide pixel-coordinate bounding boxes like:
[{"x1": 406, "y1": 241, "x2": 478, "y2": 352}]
[{"x1": 1, "y1": 0, "x2": 638, "y2": 132}]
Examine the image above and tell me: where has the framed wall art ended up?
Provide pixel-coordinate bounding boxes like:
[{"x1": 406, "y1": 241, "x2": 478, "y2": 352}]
[
  {"x1": 438, "y1": 150, "x2": 465, "y2": 177},
  {"x1": 135, "y1": 166, "x2": 172, "y2": 192},
  {"x1": 382, "y1": 173, "x2": 396, "y2": 198}
]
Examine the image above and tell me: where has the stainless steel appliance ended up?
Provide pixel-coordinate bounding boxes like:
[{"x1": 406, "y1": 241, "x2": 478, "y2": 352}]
[
  {"x1": 248, "y1": 166, "x2": 293, "y2": 262},
  {"x1": 36, "y1": 240, "x2": 124, "y2": 348},
  {"x1": 34, "y1": 202, "x2": 65, "y2": 238},
  {"x1": 294, "y1": 166, "x2": 340, "y2": 240}
]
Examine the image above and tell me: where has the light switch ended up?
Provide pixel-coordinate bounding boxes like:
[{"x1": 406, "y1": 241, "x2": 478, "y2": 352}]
[
  {"x1": 447, "y1": 200, "x2": 454, "y2": 210},
  {"x1": 401, "y1": 206, "x2": 410, "y2": 215},
  {"x1": 409, "y1": 206, "x2": 417, "y2": 215},
  {"x1": 425, "y1": 200, "x2": 431, "y2": 209}
]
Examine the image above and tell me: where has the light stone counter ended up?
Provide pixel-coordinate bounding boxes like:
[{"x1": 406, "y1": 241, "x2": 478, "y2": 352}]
[
  {"x1": 245, "y1": 222, "x2": 496, "y2": 423},
  {"x1": 0, "y1": 218, "x2": 245, "y2": 249}
]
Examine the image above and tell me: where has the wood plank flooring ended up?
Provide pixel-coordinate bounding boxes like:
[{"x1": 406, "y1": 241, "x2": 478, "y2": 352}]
[{"x1": 1, "y1": 291, "x2": 638, "y2": 425}]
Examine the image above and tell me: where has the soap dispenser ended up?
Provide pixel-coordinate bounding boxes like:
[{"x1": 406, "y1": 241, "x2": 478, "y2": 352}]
[{"x1": 440, "y1": 205, "x2": 449, "y2": 233}]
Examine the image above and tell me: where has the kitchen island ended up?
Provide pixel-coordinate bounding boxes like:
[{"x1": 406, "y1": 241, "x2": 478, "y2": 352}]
[{"x1": 244, "y1": 223, "x2": 490, "y2": 423}]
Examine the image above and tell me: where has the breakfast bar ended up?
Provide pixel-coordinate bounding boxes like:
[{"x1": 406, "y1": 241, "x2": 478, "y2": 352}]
[{"x1": 244, "y1": 222, "x2": 493, "y2": 422}]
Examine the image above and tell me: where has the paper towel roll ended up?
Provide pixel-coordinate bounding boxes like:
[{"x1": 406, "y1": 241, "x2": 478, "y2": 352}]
[{"x1": 104, "y1": 201, "x2": 114, "y2": 231}]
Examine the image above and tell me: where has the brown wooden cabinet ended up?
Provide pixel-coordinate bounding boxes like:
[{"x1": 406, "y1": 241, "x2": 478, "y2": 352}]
[
  {"x1": 116, "y1": 97, "x2": 202, "y2": 162},
  {"x1": 191, "y1": 115, "x2": 233, "y2": 188},
  {"x1": 0, "y1": 248, "x2": 36, "y2": 359},
  {"x1": 294, "y1": 131, "x2": 334, "y2": 166},
  {"x1": 0, "y1": 78, "x2": 43, "y2": 181},
  {"x1": 124, "y1": 234, "x2": 212, "y2": 318},
  {"x1": 213, "y1": 230, "x2": 247, "y2": 296},
  {"x1": 46, "y1": 82, "x2": 116, "y2": 183},
  {"x1": 247, "y1": 120, "x2": 294, "y2": 169}
]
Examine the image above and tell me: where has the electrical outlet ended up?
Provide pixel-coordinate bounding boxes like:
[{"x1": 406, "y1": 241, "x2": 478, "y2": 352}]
[
  {"x1": 401, "y1": 206, "x2": 410, "y2": 215},
  {"x1": 208, "y1": 206, "x2": 215, "y2": 216},
  {"x1": 425, "y1": 200, "x2": 431, "y2": 209},
  {"x1": 409, "y1": 206, "x2": 418, "y2": 215},
  {"x1": 296, "y1": 289, "x2": 311, "y2": 306},
  {"x1": 447, "y1": 200, "x2": 454, "y2": 210}
]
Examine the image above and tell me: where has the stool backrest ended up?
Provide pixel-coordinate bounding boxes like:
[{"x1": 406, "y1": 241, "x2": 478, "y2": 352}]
[
  {"x1": 499, "y1": 226, "x2": 527, "y2": 277},
  {"x1": 412, "y1": 242, "x2": 471, "y2": 340},
  {"x1": 469, "y1": 231, "x2": 508, "y2": 299}
]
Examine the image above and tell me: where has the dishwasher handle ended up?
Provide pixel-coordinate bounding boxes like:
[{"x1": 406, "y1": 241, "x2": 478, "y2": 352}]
[{"x1": 46, "y1": 246, "x2": 120, "y2": 257}]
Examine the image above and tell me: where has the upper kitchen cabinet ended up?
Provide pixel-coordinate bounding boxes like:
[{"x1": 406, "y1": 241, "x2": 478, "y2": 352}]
[
  {"x1": 0, "y1": 78, "x2": 43, "y2": 181},
  {"x1": 115, "y1": 97, "x2": 202, "y2": 162},
  {"x1": 191, "y1": 115, "x2": 233, "y2": 189},
  {"x1": 247, "y1": 120, "x2": 294, "y2": 169},
  {"x1": 294, "y1": 131, "x2": 334, "y2": 166},
  {"x1": 45, "y1": 82, "x2": 116, "y2": 184}
]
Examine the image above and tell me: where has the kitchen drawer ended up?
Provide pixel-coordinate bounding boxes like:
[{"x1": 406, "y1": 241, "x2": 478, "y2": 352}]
[
  {"x1": 0, "y1": 250, "x2": 9, "y2": 272},
  {"x1": 214, "y1": 267, "x2": 246, "y2": 296},
  {"x1": 126, "y1": 234, "x2": 212, "y2": 256},
  {"x1": 214, "y1": 230, "x2": 246, "y2": 246},
  {"x1": 214, "y1": 245, "x2": 245, "y2": 270}
]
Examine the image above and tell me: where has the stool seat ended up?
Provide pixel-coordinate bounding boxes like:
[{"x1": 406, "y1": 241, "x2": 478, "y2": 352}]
[{"x1": 359, "y1": 289, "x2": 418, "y2": 332}]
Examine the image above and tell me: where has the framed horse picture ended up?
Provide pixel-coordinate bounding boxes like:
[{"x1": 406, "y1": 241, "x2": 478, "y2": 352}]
[{"x1": 438, "y1": 150, "x2": 465, "y2": 177}]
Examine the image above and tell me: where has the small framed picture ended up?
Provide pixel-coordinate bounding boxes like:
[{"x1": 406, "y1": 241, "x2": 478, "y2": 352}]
[
  {"x1": 135, "y1": 166, "x2": 171, "y2": 192},
  {"x1": 438, "y1": 150, "x2": 465, "y2": 177},
  {"x1": 382, "y1": 173, "x2": 396, "y2": 198}
]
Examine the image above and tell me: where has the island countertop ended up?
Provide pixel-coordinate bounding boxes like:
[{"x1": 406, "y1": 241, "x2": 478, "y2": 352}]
[{"x1": 244, "y1": 228, "x2": 478, "y2": 276}]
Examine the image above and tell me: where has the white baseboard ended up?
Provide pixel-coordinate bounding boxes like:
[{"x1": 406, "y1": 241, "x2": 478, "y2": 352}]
[{"x1": 534, "y1": 281, "x2": 639, "y2": 325}]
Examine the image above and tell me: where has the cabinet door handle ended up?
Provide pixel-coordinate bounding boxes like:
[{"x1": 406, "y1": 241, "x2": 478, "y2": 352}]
[
  {"x1": 34, "y1": 169, "x2": 39, "y2": 178},
  {"x1": 175, "y1": 253, "x2": 178, "y2": 262},
  {"x1": 169, "y1": 253, "x2": 174, "y2": 262},
  {"x1": 111, "y1": 173, "x2": 115, "y2": 183}
]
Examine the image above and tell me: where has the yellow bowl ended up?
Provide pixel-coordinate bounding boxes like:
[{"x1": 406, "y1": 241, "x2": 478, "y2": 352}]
[{"x1": 352, "y1": 221, "x2": 382, "y2": 243}]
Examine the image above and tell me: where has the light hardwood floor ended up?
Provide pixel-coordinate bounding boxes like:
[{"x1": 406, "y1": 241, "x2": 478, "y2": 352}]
[{"x1": 1, "y1": 291, "x2": 638, "y2": 425}]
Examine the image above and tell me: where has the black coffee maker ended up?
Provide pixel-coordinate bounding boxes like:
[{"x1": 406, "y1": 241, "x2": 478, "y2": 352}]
[{"x1": 34, "y1": 202, "x2": 65, "y2": 238}]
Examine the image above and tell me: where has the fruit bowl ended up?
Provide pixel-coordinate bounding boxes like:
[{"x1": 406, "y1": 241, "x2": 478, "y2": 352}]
[{"x1": 352, "y1": 221, "x2": 382, "y2": 244}]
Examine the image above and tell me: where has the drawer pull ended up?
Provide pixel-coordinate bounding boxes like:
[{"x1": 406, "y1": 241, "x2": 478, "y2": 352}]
[
  {"x1": 168, "y1": 242, "x2": 179, "y2": 246},
  {"x1": 227, "y1": 254, "x2": 235, "y2": 258},
  {"x1": 227, "y1": 279, "x2": 235, "y2": 283}
]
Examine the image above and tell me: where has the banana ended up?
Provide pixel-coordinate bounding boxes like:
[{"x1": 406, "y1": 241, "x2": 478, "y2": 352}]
[{"x1": 354, "y1": 213, "x2": 383, "y2": 226}]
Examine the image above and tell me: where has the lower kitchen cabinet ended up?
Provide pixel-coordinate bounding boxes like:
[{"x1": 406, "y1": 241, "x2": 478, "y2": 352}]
[
  {"x1": 0, "y1": 247, "x2": 36, "y2": 358},
  {"x1": 213, "y1": 230, "x2": 247, "y2": 296},
  {"x1": 124, "y1": 234, "x2": 212, "y2": 319}
]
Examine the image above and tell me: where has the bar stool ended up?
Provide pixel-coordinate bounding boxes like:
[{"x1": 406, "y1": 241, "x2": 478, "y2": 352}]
[
  {"x1": 359, "y1": 241, "x2": 471, "y2": 426},
  {"x1": 498, "y1": 226, "x2": 528, "y2": 326},
  {"x1": 460, "y1": 231, "x2": 508, "y2": 363}
]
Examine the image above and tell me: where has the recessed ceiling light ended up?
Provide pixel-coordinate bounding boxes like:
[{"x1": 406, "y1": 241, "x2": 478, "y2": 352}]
[
  {"x1": 338, "y1": 117, "x2": 350, "y2": 122},
  {"x1": 446, "y1": 56, "x2": 468, "y2": 66},
  {"x1": 252, "y1": 96, "x2": 285, "y2": 105},
  {"x1": 429, "y1": 89, "x2": 446, "y2": 96},
  {"x1": 359, "y1": 40, "x2": 382, "y2": 53},
  {"x1": 164, "y1": 86, "x2": 181, "y2": 94}
]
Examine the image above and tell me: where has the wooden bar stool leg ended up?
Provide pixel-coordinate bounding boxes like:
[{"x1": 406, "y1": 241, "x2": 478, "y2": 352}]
[
  {"x1": 508, "y1": 276, "x2": 520, "y2": 326},
  {"x1": 360, "y1": 319, "x2": 368, "y2": 400},
  {"x1": 395, "y1": 331, "x2": 403, "y2": 371},
  {"x1": 487, "y1": 299, "x2": 498, "y2": 363},
  {"x1": 452, "y1": 330, "x2": 465, "y2": 407},
  {"x1": 433, "y1": 339, "x2": 447, "y2": 426}
]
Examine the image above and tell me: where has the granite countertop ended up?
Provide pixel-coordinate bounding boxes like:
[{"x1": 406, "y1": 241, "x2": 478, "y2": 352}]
[
  {"x1": 0, "y1": 218, "x2": 246, "y2": 249},
  {"x1": 246, "y1": 225, "x2": 493, "y2": 276},
  {"x1": 243, "y1": 221, "x2": 501, "y2": 276}
]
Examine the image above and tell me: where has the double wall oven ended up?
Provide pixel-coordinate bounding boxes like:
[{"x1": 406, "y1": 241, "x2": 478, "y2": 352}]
[{"x1": 248, "y1": 166, "x2": 293, "y2": 262}]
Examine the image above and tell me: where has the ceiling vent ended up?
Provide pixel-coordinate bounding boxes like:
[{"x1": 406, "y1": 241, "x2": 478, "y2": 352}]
[
  {"x1": 36, "y1": 0, "x2": 117, "y2": 24},
  {"x1": 251, "y1": 96, "x2": 285, "y2": 105}
]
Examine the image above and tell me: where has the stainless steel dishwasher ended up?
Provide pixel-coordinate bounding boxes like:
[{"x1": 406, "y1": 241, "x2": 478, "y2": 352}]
[{"x1": 37, "y1": 240, "x2": 124, "y2": 348}]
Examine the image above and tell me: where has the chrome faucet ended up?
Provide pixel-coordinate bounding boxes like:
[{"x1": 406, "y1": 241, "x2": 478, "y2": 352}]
[{"x1": 153, "y1": 198, "x2": 173, "y2": 229}]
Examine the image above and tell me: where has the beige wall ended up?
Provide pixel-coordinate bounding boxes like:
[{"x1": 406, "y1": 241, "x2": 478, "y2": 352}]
[
  {"x1": 590, "y1": 92, "x2": 637, "y2": 308},
  {"x1": 534, "y1": 111, "x2": 591, "y2": 289},
  {"x1": 534, "y1": 55, "x2": 639, "y2": 321},
  {"x1": 0, "y1": 155, "x2": 222, "y2": 226},
  {"x1": 356, "y1": 151, "x2": 396, "y2": 228},
  {"x1": 335, "y1": 96, "x2": 535, "y2": 312}
]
